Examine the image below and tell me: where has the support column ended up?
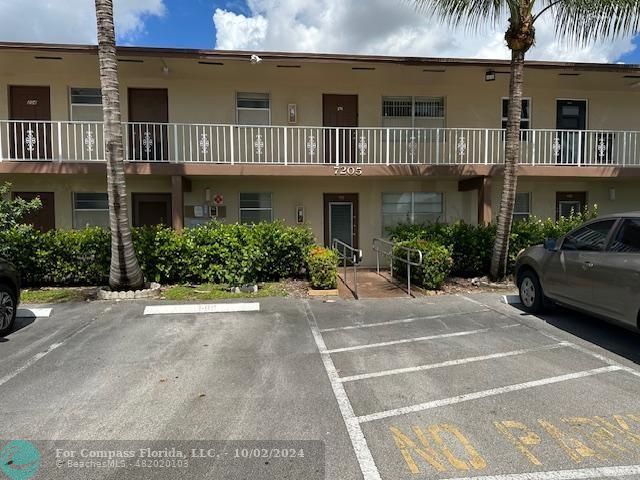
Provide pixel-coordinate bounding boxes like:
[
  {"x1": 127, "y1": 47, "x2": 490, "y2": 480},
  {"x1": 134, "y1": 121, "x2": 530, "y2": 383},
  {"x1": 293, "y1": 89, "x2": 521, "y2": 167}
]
[
  {"x1": 478, "y1": 177, "x2": 492, "y2": 225},
  {"x1": 171, "y1": 175, "x2": 190, "y2": 231}
]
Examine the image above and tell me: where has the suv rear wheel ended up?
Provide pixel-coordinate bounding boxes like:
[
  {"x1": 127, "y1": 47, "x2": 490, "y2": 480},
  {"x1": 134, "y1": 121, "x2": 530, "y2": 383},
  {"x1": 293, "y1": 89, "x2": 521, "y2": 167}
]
[
  {"x1": 0, "y1": 283, "x2": 17, "y2": 335},
  {"x1": 518, "y1": 270, "x2": 544, "y2": 314}
]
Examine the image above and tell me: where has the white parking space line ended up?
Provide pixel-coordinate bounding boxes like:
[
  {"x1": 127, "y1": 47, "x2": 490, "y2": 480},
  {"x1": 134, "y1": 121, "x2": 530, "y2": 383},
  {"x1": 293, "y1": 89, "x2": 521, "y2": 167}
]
[
  {"x1": 325, "y1": 324, "x2": 521, "y2": 354},
  {"x1": 319, "y1": 310, "x2": 490, "y2": 333},
  {"x1": 339, "y1": 342, "x2": 571, "y2": 383},
  {"x1": 302, "y1": 301, "x2": 382, "y2": 480},
  {"x1": 357, "y1": 365, "x2": 622, "y2": 423},
  {"x1": 538, "y1": 331, "x2": 640, "y2": 379},
  {"x1": 441, "y1": 464, "x2": 640, "y2": 480},
  {"x1": 17, "y1": 308, "x2": 52, "y2": 318},
  {"x1": 143, "y1": 303, "x2": 260, "y2": 316}
]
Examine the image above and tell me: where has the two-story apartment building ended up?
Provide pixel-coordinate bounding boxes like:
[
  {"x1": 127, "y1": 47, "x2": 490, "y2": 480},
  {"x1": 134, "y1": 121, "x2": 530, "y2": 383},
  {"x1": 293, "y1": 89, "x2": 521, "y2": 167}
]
[{"x1": 1, "y1": 41, "x2": 639, "y2": 264}]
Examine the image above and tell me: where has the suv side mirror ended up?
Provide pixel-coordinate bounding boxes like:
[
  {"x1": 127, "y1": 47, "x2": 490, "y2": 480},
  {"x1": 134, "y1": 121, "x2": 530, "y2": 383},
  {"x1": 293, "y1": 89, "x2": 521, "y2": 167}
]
[{"x1": 543, "y1": 238, "x2": 558, "y2": 251}]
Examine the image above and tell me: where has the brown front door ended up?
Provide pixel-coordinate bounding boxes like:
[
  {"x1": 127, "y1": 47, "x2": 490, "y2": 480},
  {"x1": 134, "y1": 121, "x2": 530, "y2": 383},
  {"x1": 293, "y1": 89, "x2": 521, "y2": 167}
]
[
  {"x1": 128, "y1": 88, "x2": 169, "y2": 161},
  {"x1": 9, "y1": 86, "x2": 52, "y2": 160},
  {"x1": 12, "y1": 192, "x2": 55, "y2": 231},
  {"x1": 324, "y1": 193, "x2": 359, "y2": 248},
  {"x1": 323, "y1": 94, "x2": 358, "y2": 164},
  {"x1": 132, "y1": 193, "x2": 172, "y2": 227},
  {"x1": 556, "y1": 191, "x2": 587, "y2": 220}
]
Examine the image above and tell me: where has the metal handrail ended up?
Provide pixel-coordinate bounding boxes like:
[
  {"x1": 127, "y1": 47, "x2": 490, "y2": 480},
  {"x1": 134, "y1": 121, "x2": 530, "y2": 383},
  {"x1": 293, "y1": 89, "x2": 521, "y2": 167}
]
[
  {"x1": 332, "y1": 238, "x2": 363, "y2": 299},
  {"x1": 372, "y1": 237, "x2": 424, "y2": 297}
]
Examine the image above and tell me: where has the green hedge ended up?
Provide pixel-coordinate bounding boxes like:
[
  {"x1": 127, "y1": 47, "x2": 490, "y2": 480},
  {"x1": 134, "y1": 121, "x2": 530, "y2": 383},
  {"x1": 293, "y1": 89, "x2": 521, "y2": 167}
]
[
  {"x1": 306, "y1": 246, "x2": 338, "y2": 290},
  {"x1": 392, "y1": 239, "x2": 453, "y2": 290},
  {"x1": 388, "y1": 208, "x2": 598, "y2": 278},
  {"x1": 0, "y1": 221, "x2": 315, "y2": 287}
]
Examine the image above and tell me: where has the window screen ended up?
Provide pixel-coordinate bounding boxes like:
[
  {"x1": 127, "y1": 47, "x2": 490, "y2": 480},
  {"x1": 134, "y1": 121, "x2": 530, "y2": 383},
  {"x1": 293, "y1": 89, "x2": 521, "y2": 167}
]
[
  {"x1": 513, "y1": 192, "x2": 531, "y2": 222},
  {"x1": 239, "y1": 193, "x2": 272, "y2": 223},
  {"x1": 382, "y1": 192, "x2": 443, "y2": 233},
  {"x1": 70, "y1": 88, "x2": 103, "y2": 121},
  {"x1": 237, "y1": 93, "x2": 270, "y2": 125},
  {"x1": 73, "y1": 192, "x2": 109, "y2": 229}
]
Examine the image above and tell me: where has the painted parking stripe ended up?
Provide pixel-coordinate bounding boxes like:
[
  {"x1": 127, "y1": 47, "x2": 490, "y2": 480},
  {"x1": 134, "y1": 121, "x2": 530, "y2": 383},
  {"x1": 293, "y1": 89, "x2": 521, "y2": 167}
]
[
  {"x1": 17, "y1": 308, "x2": 52, "y2": 318},
  {"x1": 319, "y1": 310, "x2": 490, "y2": 333},
  {"x1": 143, "y1": 303, "x2": 260, "y2": 315},
  {"x1": 302, "y1": 301, "x2": 382, "y2": 480},
  {"x1": 339, "y1": 342, "x2": 571, "y2": 383},
  {"x1": 325, "y1": 324, "x2": 521, "y2": 354},
  {"x1": 441, "y1": 464, "x2": 640, "y2": 480},
  {"x1": 357, "y1": 365, "x2": 622, "y2": 423}
]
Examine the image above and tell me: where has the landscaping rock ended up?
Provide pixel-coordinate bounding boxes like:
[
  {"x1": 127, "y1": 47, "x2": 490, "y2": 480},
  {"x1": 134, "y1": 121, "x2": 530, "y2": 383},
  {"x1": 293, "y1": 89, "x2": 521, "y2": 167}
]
[{"x1": 97, "y1": 283, "x2": 161, "y2": 301}]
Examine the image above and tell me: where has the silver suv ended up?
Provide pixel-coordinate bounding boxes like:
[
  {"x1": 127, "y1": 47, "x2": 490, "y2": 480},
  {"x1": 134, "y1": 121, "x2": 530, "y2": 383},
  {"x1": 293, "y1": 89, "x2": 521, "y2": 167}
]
[{"x1": 515, "y1": 213, "x2": 640, "y2": 330}]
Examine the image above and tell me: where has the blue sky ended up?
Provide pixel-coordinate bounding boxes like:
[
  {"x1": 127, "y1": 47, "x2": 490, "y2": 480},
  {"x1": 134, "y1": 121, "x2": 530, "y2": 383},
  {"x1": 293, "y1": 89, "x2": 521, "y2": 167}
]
[
  {"x1": 134, "y1": 0, "x2": 640, "y2": 63},
  {"x1": 1, "y1": 0, "x2": 639, "y2": 63}
]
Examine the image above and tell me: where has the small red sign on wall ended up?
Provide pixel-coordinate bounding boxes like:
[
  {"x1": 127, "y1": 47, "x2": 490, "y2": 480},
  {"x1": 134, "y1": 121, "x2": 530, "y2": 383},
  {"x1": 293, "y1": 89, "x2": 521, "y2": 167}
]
[{"x1": 214, "y1": 194, "x2": 224, "y2": 206}]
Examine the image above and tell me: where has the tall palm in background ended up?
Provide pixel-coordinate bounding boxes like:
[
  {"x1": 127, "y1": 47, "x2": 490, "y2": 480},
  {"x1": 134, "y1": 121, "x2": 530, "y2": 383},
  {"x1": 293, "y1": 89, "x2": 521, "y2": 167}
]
[
  {"x1": 95, "y1": 0, "x2": 145, "y2": 291},
  {"x1": 413, "y1": 0, "x2": 640, "y2": 280}
]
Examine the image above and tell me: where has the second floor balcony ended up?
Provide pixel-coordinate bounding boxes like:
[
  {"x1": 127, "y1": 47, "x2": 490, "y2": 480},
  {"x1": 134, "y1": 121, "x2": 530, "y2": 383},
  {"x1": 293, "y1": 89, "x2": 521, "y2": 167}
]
[{"x1": 1, "y1": 120, "x2": 639, "y2": 168}]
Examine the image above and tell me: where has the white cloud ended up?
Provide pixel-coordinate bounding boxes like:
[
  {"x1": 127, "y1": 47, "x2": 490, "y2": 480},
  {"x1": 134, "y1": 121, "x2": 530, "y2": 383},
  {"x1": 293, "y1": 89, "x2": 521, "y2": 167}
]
[
  {"x1": 213, "y1": 0, "x2": 636, "y2": 62},
  {"x1": 0, "y1": 0, "x2": 166, "y2": 44}
]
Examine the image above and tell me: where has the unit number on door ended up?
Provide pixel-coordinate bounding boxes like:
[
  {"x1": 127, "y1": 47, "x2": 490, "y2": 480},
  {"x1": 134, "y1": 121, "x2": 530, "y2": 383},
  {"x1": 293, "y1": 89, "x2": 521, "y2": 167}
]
[{"x1": 334, "y1": 166, "x2": 363, "y2": 176}]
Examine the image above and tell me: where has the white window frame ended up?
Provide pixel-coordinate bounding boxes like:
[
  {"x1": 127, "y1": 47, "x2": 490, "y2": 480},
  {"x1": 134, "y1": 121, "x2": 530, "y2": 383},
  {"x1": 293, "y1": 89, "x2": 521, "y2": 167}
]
[
  {"x1": 513, "y1": 192, "x2": 532, "y2": 221},
  {"x1": 72, "y1": 192, "x2": 109, "y2": 229},
  {"x1": 381, "y1": 96, "x2": 445, "y2": 127},
  {"x1": 69, "y1": 87, "x2": 103, "y2": 121},
  {"x1": 236, "y1": 92, "x2": 271, "y2": 126},
  {"x1": 239, "y1": 192, "x2": 273, "y2": 224},
  {"x1": 381, "y1": 192, "x2": 444, "y2": 234}
]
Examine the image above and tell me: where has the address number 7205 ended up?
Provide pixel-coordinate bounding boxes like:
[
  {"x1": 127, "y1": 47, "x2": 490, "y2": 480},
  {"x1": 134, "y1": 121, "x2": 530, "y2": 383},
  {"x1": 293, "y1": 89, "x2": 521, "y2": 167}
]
[{"x1": 334, "y1": 166, "x2": 363, "y2": 176}]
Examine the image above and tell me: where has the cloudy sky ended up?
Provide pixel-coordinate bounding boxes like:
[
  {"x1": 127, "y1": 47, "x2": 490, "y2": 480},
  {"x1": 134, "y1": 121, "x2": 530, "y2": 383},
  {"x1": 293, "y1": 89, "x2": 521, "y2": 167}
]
[{"x1": 1, "y1": 0, "x2": 639, "y2": 63}]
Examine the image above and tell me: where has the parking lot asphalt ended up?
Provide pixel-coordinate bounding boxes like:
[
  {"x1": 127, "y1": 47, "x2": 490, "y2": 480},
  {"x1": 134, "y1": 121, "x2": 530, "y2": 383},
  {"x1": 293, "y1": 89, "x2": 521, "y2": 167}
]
[{"x1": 2, "y1": 294, "x2": 640, "y2": 480}]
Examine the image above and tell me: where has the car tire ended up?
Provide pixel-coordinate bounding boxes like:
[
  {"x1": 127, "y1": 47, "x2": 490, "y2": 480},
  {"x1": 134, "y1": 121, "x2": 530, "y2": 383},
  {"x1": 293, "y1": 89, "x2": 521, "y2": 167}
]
[
  {"x1": 0, "y1": 283, "x2": 17, "y2": 336},
  {"x1": 518, "y1": 270, "x2": 544, "y2": 314}
]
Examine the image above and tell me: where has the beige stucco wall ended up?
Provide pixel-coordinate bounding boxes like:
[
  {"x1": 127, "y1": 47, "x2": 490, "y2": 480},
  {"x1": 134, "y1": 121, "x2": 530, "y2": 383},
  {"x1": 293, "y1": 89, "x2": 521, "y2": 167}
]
[
  {"x1": 2, "y1": 173, "x2": 171, "y2": 229},
  {"x1": 491, "y1": 177, "x2": 640, "y2": 221},
  {"x1": 2, "y1": 50, "x2": 640, "y2": 131}
]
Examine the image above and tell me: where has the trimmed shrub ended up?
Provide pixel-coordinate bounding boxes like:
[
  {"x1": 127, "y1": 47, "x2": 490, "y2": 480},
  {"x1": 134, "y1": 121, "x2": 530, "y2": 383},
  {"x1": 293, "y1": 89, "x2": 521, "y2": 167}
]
[
  {"x1": 392, "y1": 239, "x2": 453, "y2": 290},
  {"x1": 0, "y1": 221, "x2": 314, "y2": 287},
  {"x1": 306, "y1": 246, "x2": 338, "y2": 290},
  {"x1": 388, "y1": 222, "x2": 494, "y2": 277},
  {"x1": 388, "y1": 206, "x2": 598, "y2": 278}
]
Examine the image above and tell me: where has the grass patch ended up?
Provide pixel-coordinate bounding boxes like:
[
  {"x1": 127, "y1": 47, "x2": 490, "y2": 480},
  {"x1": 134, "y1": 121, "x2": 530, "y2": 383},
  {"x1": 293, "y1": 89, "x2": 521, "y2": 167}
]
[
  {"x1": 162, "y1": 283, "x2": 288, "y2": 301},
  {"x1": 21, "y1": 288, "x2": 88, "y2": 304}
]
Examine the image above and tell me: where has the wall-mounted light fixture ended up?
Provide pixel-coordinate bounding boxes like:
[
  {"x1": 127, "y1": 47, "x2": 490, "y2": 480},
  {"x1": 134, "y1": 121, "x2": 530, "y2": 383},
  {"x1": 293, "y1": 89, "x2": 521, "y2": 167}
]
[
  {"x1": 609, "y1": 187, "x2": 616, "y2": 201},
  {"x1": 205, "y1": 188, "x2": 211, "y2": 203},
  {"x1": 485, "y1": 70, "x2": 496, "y2": 82}
]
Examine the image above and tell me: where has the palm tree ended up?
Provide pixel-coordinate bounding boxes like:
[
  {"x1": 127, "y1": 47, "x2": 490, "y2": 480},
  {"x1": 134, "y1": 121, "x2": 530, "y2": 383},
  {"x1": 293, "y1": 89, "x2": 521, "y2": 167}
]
[
  {"x1": 95, "y1": 0, "x2": 145, "y2": 291},
  {"x1": 413, "y1": 0, "x2": 640, "y2": 280}
]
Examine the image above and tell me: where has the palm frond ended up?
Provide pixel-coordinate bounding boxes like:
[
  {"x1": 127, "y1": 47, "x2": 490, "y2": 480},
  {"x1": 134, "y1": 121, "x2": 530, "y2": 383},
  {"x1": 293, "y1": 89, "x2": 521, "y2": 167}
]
[
  {"x1": 411, "y1": 0, "x2": 513, "y2": 30},
  {"x1": 549, "y1": 0, "x2": 640, "y2": 44}
]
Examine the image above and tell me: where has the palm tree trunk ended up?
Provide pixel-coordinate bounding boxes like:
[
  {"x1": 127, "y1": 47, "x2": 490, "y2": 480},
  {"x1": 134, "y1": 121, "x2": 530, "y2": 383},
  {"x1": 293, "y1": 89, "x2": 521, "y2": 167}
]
[
  {"x1": 95, "y1": 0, "x2": 145, "y2": 291},
  {"x1": 489, "y1": 49, "x2": 525, "y2": 281}
]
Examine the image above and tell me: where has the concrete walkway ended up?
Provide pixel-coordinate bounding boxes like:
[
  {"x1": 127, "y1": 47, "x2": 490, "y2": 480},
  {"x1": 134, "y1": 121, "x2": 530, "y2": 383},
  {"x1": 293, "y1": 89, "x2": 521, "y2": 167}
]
[{"x1": 338, "y1": 268, "x2": 412, "y2": 299}]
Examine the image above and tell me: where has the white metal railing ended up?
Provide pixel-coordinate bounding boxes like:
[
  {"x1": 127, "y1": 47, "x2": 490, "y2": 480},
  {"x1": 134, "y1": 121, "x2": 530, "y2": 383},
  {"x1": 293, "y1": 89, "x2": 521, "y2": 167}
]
[
  {"x1": 1, "y1": 120, "x2": 639, "y2": 167},
  {"x1": 373, "y1": 237, "x2": 424, "y2": 297},
  {"x1": 332, "y1": 238, "x2": 363, "y2": 299}
]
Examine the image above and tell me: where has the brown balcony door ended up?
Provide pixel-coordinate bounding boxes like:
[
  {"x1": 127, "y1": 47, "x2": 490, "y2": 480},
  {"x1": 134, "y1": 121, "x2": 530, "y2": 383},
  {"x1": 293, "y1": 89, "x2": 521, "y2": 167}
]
[
  {"x1": 9, "y1": 86, "x2": 52, "y2": 160},
  {"x1": 323, "y1": 94, "x2": 358, "y2": 164},
  {"x1": 132, "y1": 193, "x2": 172, "y2": 227},
  {"x1": 12, "y1": 192, "x2": 55, "y2": 231},
  {"x1": 128, "y1": 88, "x2": 169, "y2": 161}
]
